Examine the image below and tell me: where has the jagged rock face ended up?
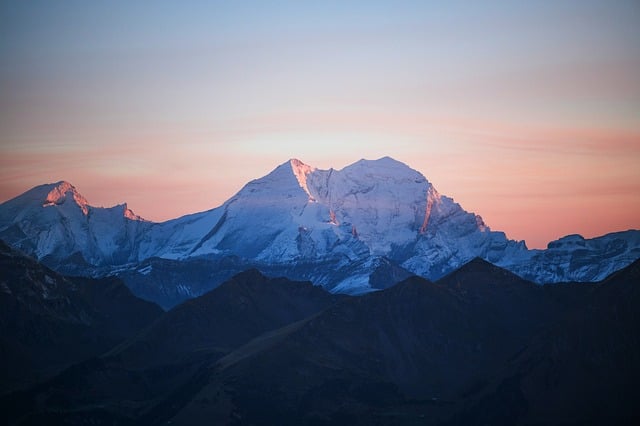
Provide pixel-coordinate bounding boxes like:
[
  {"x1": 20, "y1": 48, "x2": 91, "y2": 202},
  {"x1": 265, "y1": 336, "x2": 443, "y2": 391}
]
[
  {"x1": 0, "y1": 181, "x2": 151, "y2": 273},
  {"x1": 0, "y1": 159, "x2": 638, "y2": 306}
]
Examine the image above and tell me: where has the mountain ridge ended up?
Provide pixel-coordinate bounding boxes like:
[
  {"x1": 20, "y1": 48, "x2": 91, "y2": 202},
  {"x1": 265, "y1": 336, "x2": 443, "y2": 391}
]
[
  {"x1": 1, "y1": 157, "x2": 638, "y2": 307},
  {"x1": 0, "y1": 240, "x2": 162, "y2": 394},
  {"x1": 2, "y1": 252, "x2": 638, "y2": 425}
]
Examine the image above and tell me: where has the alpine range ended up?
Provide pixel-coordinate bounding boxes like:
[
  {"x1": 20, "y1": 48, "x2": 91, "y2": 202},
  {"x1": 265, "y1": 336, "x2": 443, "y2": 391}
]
[
  {"x1": 0, "y1": 157, "x2": 638, "y2": 309},
  {"x1": 1, "y1": 157, "x2": 639, "y2": 425},
  {"x1": 3, "y1": 1, "x2": 639, "y2": 424}
]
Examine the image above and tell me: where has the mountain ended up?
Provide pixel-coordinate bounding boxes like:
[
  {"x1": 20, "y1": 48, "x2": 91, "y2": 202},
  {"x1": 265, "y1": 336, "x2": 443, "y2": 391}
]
[
  {"x1": 503, "y1": 231, "x2": 640, "y2": 283},
  {"x1": 1, "y1": 158, "x2": 638, "y2": 307},
  {"x1": 164, "y1": 259, "x2": 566, "y2": 425},
  {"x1": 108, "y1": 269, "x2": 345, "y2": 368},
  {"x1": 0, "y1": 241, "x2": 162, "y2": 395},
  {"x1": 8, "y1": 259, "x2": 640, "y2": 425},
  {"x1": 138, "y1": 157, "x2": 526, "y2": 292},
  {"x1": 450, "y1": 258, "x2": 640, "y2": 425},
  {"x1": 0, "y1": 181, "x2": 151, "y2": 275},
  {"x1": 3, "y1": 260, "x2": 637, "y2": 425},
  {"x1": 197, "y1": 259, "x2": 635, "y2": 426},
  {"x1": 2, "y1": 269, "x2": 345, "y2": 425}
]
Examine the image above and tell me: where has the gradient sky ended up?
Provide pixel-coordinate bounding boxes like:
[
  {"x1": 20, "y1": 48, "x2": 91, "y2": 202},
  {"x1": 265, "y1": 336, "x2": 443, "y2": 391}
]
[{"x1": 1, "y1": 1, "x2": 639, "y2": 249}]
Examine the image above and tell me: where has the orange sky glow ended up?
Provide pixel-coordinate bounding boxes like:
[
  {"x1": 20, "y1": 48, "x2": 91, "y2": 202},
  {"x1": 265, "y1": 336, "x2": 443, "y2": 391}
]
[{"x1": 1, "y1": 1, "x2": 639, "y2": 249}]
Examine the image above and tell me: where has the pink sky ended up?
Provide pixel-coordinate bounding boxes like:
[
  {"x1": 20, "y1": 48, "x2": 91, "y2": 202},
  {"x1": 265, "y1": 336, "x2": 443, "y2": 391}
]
[{"x1": 1, "y1": 1, "x2": 639, "y2": 249}]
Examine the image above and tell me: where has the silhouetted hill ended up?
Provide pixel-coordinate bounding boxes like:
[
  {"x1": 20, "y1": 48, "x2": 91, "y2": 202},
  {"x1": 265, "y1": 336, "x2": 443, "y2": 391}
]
[
  {"x1": 110, "y1": 268, "x2": 345, "y2": 368},
  {"x1": 0, "y1": 241, "x2": 162, "y2": 395},
  {"x1": 3, "y1": 268, "x2": 344, "y2": 424},
  {"x1": 167, "y1": 259, "x2": 639, "y2": 425},
  {"x1": 451, "y1": 258, "x2": 640, "y2": 425},
  {"x1": 166, "y1": 259, "x2": 568, "y2": 425},
  {"x1": 3, "y1": 258, "x2": 638, "y2": 425}
]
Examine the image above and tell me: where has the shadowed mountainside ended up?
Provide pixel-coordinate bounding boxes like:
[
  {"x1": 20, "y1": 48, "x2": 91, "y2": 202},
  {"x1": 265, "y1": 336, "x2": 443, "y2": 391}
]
[
  {"x1": 0, "y1": 241, "x2": 162, "y2": 395},
  {"x1": 2, "y1": 255, "x2": 638, "y2": 425},
  {"x1": 2, "y1": 268, "x2": 345, "y2": 425}
]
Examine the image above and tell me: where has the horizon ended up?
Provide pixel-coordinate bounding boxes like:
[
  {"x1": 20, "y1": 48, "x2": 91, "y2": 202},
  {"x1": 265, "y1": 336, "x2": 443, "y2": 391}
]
[
  {"x1": 2, "y1": 155, "x2": 637, "y2": 250},
  {"x1": 1, "y1": 1, "x2": 639, "y2": 249}
]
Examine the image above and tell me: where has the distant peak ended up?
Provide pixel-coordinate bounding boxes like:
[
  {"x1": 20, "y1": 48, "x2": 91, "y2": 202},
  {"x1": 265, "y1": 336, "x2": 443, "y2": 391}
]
[
  {"x1": 558, "y1": 234, "x2": 585, "y2": 242},
  {"x1": 451, "y1": 257, "x2": 526, "y2": 280},
  {"x1": 226, "y1": 268, "x2": 269, "y2": 287},
  {"x1": 52, "y1": 180, "x2": 73, "y2": 187},
  {"x1": 375, "y1": 156, "x2": 400, "y2": 163},
  {"x1": 289, "y1": 158, "x2": 310, "y2": 167},
  {"x1": 467, "y1": 257, "x2": 497, "y2": 268},
  {"x1": 288, "y1": 158, "x2": 316, "y2": 201},
  {"x1": 45, "y1": 180, "x2": 76, "y2": 193},
  {"x1": 350, "y1": 156, "x2": 417, "y2": 172},
  {"x1": 43, "y1": 181, "x2": 89, "y2": 215},
  {"x1": 343, "y1": 157, "x2": 428, "y2": 184},
  {"x1": 355, "y1": 156, "x2": 404, "y2": 165},
  {"x1": 120, "y1": 203, "x2": 146, "y2": 221}
]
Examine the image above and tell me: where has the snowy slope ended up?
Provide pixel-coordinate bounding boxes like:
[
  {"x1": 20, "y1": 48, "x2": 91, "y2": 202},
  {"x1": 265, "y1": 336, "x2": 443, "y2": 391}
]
[
  {"x1": 0, "y1": 159, "x2": 638, "y2": 302},
  {"x1": 169, "y1": 157, "x2": 529, "y2": 286},
  {"x1": 0, "y1": 181, "x2": 151, "y2": 272},
  {"x1": 500, "y1": 231, "x2": 640, "y2": 283}
]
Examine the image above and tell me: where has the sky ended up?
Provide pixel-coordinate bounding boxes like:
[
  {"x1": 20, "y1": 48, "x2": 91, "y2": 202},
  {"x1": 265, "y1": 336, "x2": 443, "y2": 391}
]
[{"x1": 0, "y1": 0, "x2": 639, "y2": 249}]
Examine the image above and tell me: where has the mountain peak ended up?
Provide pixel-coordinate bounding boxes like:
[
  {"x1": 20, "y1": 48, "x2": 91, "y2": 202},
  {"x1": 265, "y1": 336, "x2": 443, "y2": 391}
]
[
  {"x1": 288, "y1": 158, "x2": 316, "y2": 200},
  {"x1": 289, "y1": 158, "x2": 310, "y2": 168},
  {"x1": 120, "y1": 203, "x2": 145, "y2": 221},
  {"x1": 358, "y1": 156, "x2": 403, "y2": 165},
  {"x1": 346, "y1": 157, "x2": 428, "y2": 183},
  {"x1": 354, "y1": 156, "x2": 410, "y2": 168},
  {"x1": 43, "y1": 181, "x2": 89, "y2": 215},
  {"x1": 250, "y1": 159, "x2": 318, "y2": 202}
]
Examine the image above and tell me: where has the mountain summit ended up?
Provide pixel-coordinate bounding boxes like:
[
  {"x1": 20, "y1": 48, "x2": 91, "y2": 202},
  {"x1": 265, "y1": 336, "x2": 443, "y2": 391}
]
[
  {"x1": 1, "y1": 157, "x2": 638, "y2": 306},
  {"x1": 145, "y1": 156, "x2": 525, "y2": 294},
  {"x1": 0, "y1": 181, "x2": 150, "y2": 270},
  {"x1": 41, "y1": 181, "x2": 90, "y2": 214}
]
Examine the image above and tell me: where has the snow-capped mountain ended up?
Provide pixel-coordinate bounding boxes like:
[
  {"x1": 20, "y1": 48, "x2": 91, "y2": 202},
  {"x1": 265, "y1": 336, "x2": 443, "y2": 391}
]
[
  {"x1": 502, "y1": 231, "x2": 640, "y2": 283},
  {"x1": 183, "y1": 157, "x2": 523, "y2": 263},
  {"x1": 0, "y1": 158, "x2": 638, "y2": 306},
  {"x1": 0, "y1": 181, "x2": 151, "y2": 273},
  {"x1": 137, "y1": 157, "x2": 528, "y2": 294}
]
